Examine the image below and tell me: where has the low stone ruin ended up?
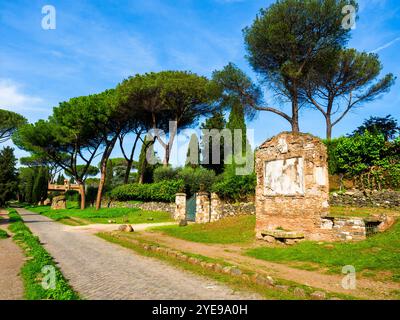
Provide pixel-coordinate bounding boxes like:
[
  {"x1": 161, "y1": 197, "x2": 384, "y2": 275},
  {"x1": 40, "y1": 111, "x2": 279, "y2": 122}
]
[{"x1": 51, "y1": 195, "x2": 67, "y2": 210}]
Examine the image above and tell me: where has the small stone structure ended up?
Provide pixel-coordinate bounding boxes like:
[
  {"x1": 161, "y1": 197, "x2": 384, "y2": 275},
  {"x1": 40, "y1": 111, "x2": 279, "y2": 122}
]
[
  {"x1": 210, "y1": 193, "x2": 222, "y2": 222},
  {"x1": 51, "y1": 195, "x2": 67, "y2": 210},
  {"x1": 196, "y1": 192, "x2": 211, "y2": 224},
  {"x1": 174, "y1": 193, "x2": 187, "y2": 221},
  {"x1": 175, "y1": 192, "x2": 255, "y2": 223},
  {"x1": 255, "y1": 132, "x2": 331, "y2": 242}
]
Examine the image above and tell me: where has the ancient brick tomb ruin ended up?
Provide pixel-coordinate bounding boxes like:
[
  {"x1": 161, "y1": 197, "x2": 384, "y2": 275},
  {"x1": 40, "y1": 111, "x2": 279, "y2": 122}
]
[{"x1": 255, "y1": 132, "x2": 334, "y2": 243}]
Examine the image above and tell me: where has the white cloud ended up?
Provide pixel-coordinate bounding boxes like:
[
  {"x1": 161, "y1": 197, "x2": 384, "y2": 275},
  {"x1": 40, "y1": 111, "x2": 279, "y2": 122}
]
[{"x1": 0, "y1": 79, "x2": 45, "y2": 112}]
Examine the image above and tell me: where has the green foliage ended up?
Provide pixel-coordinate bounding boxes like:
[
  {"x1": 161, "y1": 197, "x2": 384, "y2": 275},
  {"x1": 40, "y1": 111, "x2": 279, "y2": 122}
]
[
  {"x1": 212, "y1": 63, "x2": 260, "y2": 121},
  {"x1": 18, "y1": 166, "x2": 49, "y2": 205},
  {"x1": 305, "y1": 49, "x2": 395, "y2": 139},
  {"x1": 212, "y1": 165, "x2": 256, "y2": 201},
  {"x1": 137, "y1": 136, "x2": 159, "y2": 184},
  {"x1": 30, "y1": 206, "x2": 172, "y2": 225},
  {"x1": 153, "y1": 166, "x2": 217, "y2": 195},
  {"x1": 56, "y1": 173, "x2": 65, "y2": 185},
  {"x1": 200, "y1": 111, "x2": 227, "y2": 175},
  {"x1": 185, "y1": 134, "x2": 200, "y2": 168},
  {"x1": 110, "y1": 180, "x2": 184, "y2": 203},
  {"x1": 86, "y1": 185, "x2": 98, "y2": 207},
  {"x1": 0, "y1": 147, "x2": 18, "y2": 207},
  {"x1": 247, "y1": 220, "x2": 400, "y2": 277},
  {"x1": 0, "y1": 109, "x2": 27, "y2": 143},
  {"x1": 0, "y1": 228, "x2": 8, "y2": 239},
  {"x1": 352, "y1": 115, "x2": 400, "y2": 141},
  {"x1": 19, "y1": 167, "x2": 35, "y2": 204},
  {"x1": 326, "y1": 132, "x2": 387, "y2": 177},
  {"x1": 153, "y1": 166, "x2": 179, "y2": 183},
  {"x1": 32, "y1": 167, "x2": 49, "y2": 204},
  {"x1": 177, "y1": 167, "x2": 217, "y2": 195},
  {"x1": 243, "y1": 0, "x2": 354, "y2": 130},
  {"x1": 7, "y1": 210, "x2": 79, "y2": 300},
  {"x1": 325, "y1": 132, "x2": 400, "y2": 190},
  {"x1": 155, "y1": 215, "x2": 256, "y2": 244}
]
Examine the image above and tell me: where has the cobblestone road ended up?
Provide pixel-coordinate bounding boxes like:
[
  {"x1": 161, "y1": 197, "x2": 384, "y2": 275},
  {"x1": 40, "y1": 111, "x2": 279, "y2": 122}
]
[{"x1": 17, "y1": 208, "x2": 260, "y2": 300}]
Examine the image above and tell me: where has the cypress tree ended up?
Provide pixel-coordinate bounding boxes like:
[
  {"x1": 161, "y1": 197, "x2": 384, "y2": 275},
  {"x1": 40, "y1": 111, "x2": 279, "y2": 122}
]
[
  {"x1": 137, "y1": 136, "x2": 157, "y2": 184},
  {"x1": 200, "y1": 111, "x2": 226, "y2": 175},
  {"x1": 0, "y1": 147, "x2": 18, "y2": 206},
  {"x1": 32, "y1": 167, "x2": 48, "y2": 205},
  {"x1": 185, "y1": 134, "x2": 200, "y2": 168}
]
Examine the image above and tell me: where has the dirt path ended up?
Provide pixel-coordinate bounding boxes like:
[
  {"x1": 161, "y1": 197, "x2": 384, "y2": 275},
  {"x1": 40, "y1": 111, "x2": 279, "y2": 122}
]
[
  {"x1": 16, "y1": 208, "x2": 261, "y2": 300},
  {"x1": 63, "y1": 222, "x2": 176, "y2": 234},
  {"x1": 0, "y1": 210, "x2": 24, "y2": 300},
  {"x1": 136, "y1": 231, "x2": 400, "y2": 300}
]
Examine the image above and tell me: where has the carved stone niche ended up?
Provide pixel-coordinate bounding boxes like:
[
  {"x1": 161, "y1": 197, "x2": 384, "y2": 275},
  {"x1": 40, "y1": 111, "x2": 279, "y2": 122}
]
[{"x1": 255, "y1": 132, "x2": 330, "y2": 241}]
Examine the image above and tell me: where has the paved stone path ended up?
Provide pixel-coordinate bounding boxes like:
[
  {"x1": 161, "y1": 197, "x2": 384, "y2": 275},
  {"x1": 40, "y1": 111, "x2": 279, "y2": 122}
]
[
  {"x1": 0, "y1": 212, "x2": 24, "y2": 300},
  {"x1": 17, "y1": 208, "x2": 260, "y2": 300}
]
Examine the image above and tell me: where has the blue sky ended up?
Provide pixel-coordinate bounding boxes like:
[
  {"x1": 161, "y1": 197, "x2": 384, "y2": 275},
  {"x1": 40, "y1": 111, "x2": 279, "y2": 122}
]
[{"x1": 1, "y1": 0, "x2": 399, "y2": 166}]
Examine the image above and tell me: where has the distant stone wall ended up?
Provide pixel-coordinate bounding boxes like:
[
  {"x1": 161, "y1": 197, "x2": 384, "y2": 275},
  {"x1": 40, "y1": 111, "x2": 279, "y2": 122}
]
[
  {"x1": 101, "y1": 200, "x2": 175, "y2": 216},
  {"x1": 330, "y1": 190, "x2": 400, "y2": 209}
]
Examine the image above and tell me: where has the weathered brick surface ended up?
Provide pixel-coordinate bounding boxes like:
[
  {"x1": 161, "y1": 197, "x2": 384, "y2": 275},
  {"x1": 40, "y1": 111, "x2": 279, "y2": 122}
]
[{"x1": 255, "y1": 132, "x2": 330, "y2": 241}]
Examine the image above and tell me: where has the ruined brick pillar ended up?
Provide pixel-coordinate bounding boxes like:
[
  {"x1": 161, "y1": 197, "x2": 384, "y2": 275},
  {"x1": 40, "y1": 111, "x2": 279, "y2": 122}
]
[
  {"x1": 174, "y1": 193, "x2": 187, "y2": 221},
  {"x1": 255, "y1": 132, "x2": 330, "y2": 241},
  {"x1": 210, "y1": 193, "x2": 222, "y2": 222},
  {"x1": 196, "y1": 192, "x2": 210, "y2": 224}
]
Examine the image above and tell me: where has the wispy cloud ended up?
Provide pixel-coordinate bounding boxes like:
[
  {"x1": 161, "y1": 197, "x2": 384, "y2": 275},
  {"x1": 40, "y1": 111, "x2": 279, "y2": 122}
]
[
  {"x1": 371, "y1": 36, "x2": 400, "y2": 53},
  {"x1": 0, "y1": 79, "x2": 46, "y2": 112}
]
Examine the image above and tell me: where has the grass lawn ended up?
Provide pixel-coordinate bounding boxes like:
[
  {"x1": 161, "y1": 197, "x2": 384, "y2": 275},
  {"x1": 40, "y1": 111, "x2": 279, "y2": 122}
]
[
  {"x1": 247, "y1": 221, "x2": 400, "y2": 281},
  {"x1": 29, "y1": 204, "x2": 173, "y2": 225},
  {"x1": 329, "y1": 206, "x2": 400, "y2": 218},
  {"x1": 154, "y1": 215, "x2": 256, "y2": 244}
]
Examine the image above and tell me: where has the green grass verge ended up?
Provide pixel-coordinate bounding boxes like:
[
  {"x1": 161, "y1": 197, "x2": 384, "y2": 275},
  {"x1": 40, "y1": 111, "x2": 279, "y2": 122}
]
[
  {"x1": 154, "y1": 215, "x2": 256, "y2": 244},
  {"x1": 8, "y1": 209, "x2": 79, "y2": 300},
  {"x1": 247, "y1": 221, "x2": 400, "y2": 281},
  {"x1": 0, "y1": 228, "x2": 8, "y2": 239},
  {"x1": 29, "y1": 205, "x2": 173, "y2": 225}
]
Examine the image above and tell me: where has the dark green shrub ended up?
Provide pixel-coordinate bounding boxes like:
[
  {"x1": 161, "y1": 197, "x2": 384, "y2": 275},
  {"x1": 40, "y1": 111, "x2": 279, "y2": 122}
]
[
  {"x1": 110, "y1": 180, "x2": 184, "y2": 203},
  {"x1": 212, "y1": 171, "x2": 256, "y2": 201},
  {"x1": 86, "y1": 186, "x2": 98, "y2": 207},
  {"x1": 177, "y1": 167, "x2": 216, "y2": 195},
  {"x1": 153, "y1": 166, "x2": 179, "y2": 183}
]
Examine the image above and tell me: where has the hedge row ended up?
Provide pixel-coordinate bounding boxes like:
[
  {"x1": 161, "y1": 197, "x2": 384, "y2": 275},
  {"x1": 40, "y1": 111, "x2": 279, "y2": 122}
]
[{"x1": 110, "y1": 180, "x2": 184, "y2": 203}]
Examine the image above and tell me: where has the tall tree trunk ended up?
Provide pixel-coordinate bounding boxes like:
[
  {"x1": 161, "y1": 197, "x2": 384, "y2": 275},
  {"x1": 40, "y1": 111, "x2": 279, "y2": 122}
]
[
  {"x1": 123, "y1": 134, "x2": 140, "y2": 184},
  {"x1": 78, "y1": 182, "x2": 86, "y2": 210},
  {"x1": 96, "y1": 137, "x2": 118, "y2": 210},
  {"x1": 95, "y1": 159, "x2": 107, "y2": 211},
  {"x1": 163, "y1": 121, "x2": 177, "y2": 166},
  {"x1": 124, "y1": 160, "x2": 133, "y2": 184},
  {"x1": 326, "y1": 117, "x2": 332, "y2": 140},
  {"x1": 291, "y1": 98, "x2": 300, "y2": 133},
  {"x1": 290, "y1": 83, "x2": 300, "y2": 133}
]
